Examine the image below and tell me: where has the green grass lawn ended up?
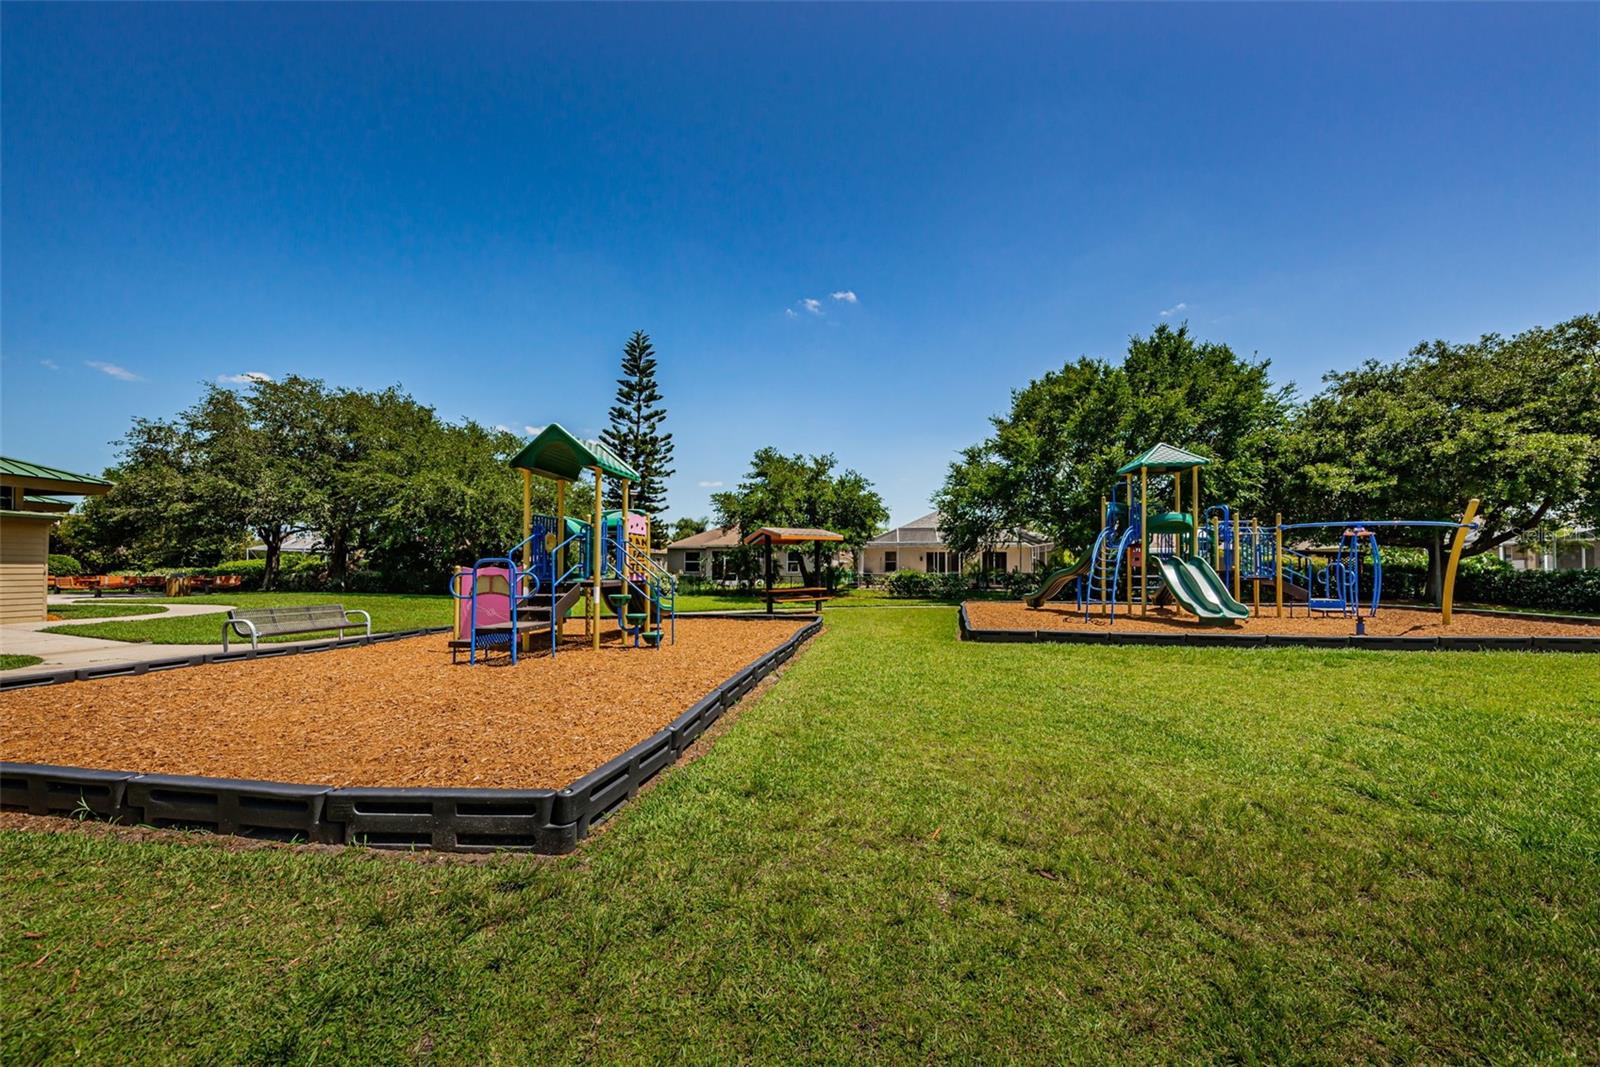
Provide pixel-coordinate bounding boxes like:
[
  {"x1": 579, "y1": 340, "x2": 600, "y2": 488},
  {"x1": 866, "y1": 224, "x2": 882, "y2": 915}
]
[
  {"x1": 42, "y1": 592, "x2": 450, "y2": 644},
  {"x1": 42, "y1": 589, "x2": 984, "y2": 643},
  {"x1": 0, "y1": 655, "x2": 43, "y2": 671},
  {"x1": 45, "y1": 603, "x2": 170, "y2": 620},
  {"x1": 4, "y1": 607, "x2": 1598, "y2": 1062}
]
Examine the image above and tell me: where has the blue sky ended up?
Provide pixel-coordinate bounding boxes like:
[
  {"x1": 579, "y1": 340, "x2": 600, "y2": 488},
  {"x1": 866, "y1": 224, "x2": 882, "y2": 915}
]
[{"x1": 4, "y1": 4, "x2": 1596, "y2": 527}]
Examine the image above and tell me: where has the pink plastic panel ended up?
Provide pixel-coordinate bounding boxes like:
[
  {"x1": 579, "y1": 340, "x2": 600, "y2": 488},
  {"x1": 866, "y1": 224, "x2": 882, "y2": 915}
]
[{"x1": 456, "y1": 566, "x2": 513, "y2": 633}]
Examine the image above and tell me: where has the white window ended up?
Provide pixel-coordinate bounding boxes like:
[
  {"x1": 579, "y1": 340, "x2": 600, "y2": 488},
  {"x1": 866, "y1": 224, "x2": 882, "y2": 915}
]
[
  {"x1": 787, "y1": 551, "x2": 803, "y2": 574},
  {"x1": 683, "y1": 550, "x2": 701, "y2": 575},
  {"x1": 983, "y1": 550, "x2": 1007, "y2": 572},
  {"x1": 925, "y1": 551, "x2": 953, "y2": 573},
  {"x1": 884, "y1": 550, "x2": 897, "y2": 573}
]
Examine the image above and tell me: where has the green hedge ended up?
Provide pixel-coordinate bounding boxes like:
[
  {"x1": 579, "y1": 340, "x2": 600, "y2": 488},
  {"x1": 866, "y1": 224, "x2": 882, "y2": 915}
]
[
  {"x1": 883, "y1": 569, "x2": 1037, "y2": 600},
  {"x1": 47, "y1": 554, "x2": 84, "y2": 577},
  {"x1": 1367, "y1": 556, "x2": 1599, "y2": 614}
]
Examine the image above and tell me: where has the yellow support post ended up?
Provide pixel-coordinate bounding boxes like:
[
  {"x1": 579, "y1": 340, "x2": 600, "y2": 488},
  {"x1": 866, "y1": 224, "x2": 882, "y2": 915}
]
[
  {"x1": 1191, "y1": 467, "x2": 1200, "y2": 557},
  {"x1": 1139, "y1": 466, "x2": 1148, "y2": 615},
  {"x1": 521, "y1": 470, "x2": 533, "y2": 571},
  {"x1": 1440, "y1": 498, "x2": 1480, "y2": 626},
  {"x1": 1274, "y1": 512, "x2": 1283, "y2": 618},
  {"x1": 592, "y1": 466, "x2": 603, "y2": 651}
]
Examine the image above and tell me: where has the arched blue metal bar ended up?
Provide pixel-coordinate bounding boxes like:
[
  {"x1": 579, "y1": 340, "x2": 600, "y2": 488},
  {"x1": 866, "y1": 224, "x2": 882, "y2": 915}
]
[{"x1": 1278, "y1": 520, "x2": 1476, "y2": 531}]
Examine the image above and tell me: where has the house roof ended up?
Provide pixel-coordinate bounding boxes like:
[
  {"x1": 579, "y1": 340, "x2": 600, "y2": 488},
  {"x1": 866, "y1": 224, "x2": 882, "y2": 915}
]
[
  {"x1": 742, "y1": 527, "x2": 845, "y2": 546},
  {"x1": 869, "y1": 511, "x2": 1050, "y2": 547},
  {"x1": 666, "y1": 525, "x2": 742, "y2": 550},
  {"x1": 509, "y1": 424, "x2": 640, "y2": 484},
  {"x1": 0, "y1": 456, "x2": 113, "y2": 495},
  {"x1": 1115, "y1": 442, "x2": 1212, "y2": 475},
  {"x1": 869, "y1": 511, "x2": 945, "y2": 545}
]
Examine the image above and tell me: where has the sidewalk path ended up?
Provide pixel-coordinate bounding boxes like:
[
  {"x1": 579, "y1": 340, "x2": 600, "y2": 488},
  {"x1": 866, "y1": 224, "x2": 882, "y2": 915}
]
[{"x1": 2, "y1": 600, "x2": 235, "y2": 673}]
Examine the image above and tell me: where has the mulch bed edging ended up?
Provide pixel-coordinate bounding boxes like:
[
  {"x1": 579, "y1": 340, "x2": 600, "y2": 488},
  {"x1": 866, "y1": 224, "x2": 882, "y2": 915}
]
[
  {"x1": 956, "y1": 604, "x2": 1600, "y2": 653},
  {"x1": 0, "y1": 617, "x2": 823, "y2": 854}
]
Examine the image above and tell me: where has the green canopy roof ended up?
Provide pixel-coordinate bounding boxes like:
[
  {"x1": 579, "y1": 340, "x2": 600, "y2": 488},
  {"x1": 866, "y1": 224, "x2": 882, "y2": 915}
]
[
  {"x1": 509, "y1": 424, "x2": 640, "y2": 483},
  {"x1": 1115, "y1": 443, "x2": 1212, "y2": 475}
]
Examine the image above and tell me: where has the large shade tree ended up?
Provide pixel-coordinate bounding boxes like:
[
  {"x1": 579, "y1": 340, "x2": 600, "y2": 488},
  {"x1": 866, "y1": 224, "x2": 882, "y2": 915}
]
[
  {"x1": 58, "y1": 376, "x2": 580, "y2": 591},
  {"x1": 711, "y1": 448, "x2": 887, "y2": 585},
  {"x1": 935, "y1": 323, "x2": 1294, "y2": 556},
  {"x1": 1284, "y1": 312, "x2": 1599, "y2": 592}
]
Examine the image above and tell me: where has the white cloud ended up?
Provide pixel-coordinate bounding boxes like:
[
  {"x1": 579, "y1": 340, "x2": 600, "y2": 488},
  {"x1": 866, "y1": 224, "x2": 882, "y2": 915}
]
[
  {"x1": 1160, "y1": 302, "x2": 1188, "y2": 318},
  {"x1": 697, "y1": 480, "x2": 724, "y2": 488},
  {"x1": 216, "y1": 371, "x2": 273, "y2": 385},
  {"x1": 801, "y1": 298, "x2": 823, "y2": 316},
  {"x1": 785, "y1": 308, "x2": 799, "y2": 319},
  {"x1": 87, "y1": 360, "x2": 142, "y2": 381},
  {"x1": 39, "y1": 359, "x2": 59, "y2": 371},
  {"x1": 523, "y1": 424, "x2": 546, "y2": 436},
  {"x1": 831, "y1": 290, "x2": 858, "y2": 304}
]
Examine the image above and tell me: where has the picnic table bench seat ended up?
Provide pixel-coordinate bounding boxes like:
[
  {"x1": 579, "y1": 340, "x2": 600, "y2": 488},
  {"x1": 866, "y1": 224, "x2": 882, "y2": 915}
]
[{"x1": 222, "y1": 604, "x2": 372, "y2": 651}]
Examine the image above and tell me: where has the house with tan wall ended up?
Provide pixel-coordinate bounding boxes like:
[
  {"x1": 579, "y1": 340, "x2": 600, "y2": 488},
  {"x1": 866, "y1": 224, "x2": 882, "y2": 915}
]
[
  {"x1": 861, "y1": 511, "x2": 1051, "y2": 578},
  {"x1": 0, "y1": 457, "x2": 112, "y2": 623}
]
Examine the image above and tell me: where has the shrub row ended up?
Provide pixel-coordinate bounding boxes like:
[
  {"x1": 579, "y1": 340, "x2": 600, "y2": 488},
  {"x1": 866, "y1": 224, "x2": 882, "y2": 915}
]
[
  {"x1": 1367, "y1": 559, "x2": 1600, "y2": 614},
  {"x1": 883, "y1": 568, "x2": 1038, "y2": 600}
]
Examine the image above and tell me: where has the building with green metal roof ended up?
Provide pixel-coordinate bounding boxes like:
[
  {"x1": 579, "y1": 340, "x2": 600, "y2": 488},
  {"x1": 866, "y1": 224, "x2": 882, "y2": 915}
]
[{"x1": 1, "y1": 456, "x2": 113, "y2": 623}]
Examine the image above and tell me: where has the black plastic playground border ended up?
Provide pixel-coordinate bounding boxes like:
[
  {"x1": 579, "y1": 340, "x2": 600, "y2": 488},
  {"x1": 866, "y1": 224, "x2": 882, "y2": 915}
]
[
  {"x1": 956, "y1": 604, "x2": 1600, "y2": 653},
  {"x1": 1, "y1": 614, "x2": 823, "y2": 854}
]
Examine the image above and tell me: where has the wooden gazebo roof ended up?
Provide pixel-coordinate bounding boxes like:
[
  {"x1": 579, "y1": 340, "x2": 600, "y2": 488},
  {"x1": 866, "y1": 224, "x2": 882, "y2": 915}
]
[{"x1": 741, "y1": 527, "x2": 845, "y2": 546}]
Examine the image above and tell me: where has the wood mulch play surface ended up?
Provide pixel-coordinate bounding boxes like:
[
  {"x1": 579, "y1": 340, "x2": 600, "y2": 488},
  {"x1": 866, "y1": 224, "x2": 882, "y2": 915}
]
[
  {"x1": 965, "y1": 601, "x2": 1600, "y2": 638},
  {"x1": 0, "y1": 618, "x2": 808, "y2": 790}
]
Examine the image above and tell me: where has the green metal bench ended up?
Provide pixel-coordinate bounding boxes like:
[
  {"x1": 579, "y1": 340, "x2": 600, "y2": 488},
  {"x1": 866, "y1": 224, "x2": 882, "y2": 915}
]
[{"x1": 222, "y1": 604, "x2": 372, "y2": 651}]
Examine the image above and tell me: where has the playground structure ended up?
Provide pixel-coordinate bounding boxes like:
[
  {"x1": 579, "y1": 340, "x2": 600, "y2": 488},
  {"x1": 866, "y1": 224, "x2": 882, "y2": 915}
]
[
  {"x1": 1024, "y1": 443, "x2": 1481, "y2": 627},
  {"x1": 448, "y1": 424, "x2": 678, "y2": 664}
]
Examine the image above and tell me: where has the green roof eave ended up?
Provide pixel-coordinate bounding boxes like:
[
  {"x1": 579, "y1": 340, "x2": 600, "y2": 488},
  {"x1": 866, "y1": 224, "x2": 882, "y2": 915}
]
[
  {"x1": 509, "y1": 423, "x2": 641, "y2": 483},
  {"x1": 0, "y1": 455, "x2": 113, "y2": 494},
  {"x1": 1115, "y1": 442, "x2": 1213, "y2": 475}
]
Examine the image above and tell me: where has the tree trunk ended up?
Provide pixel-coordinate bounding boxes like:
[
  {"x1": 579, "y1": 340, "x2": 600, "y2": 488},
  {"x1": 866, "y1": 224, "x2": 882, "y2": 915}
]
[
  {"x1": 263, "y1": 535, "x2": 282, "y2": 592},
  {"x1": 329, "y1": 529, "x2": 350, "y2": 584},
  {"x1": 1425, "y1": 532, "x2": 1443, "y2": 604}
]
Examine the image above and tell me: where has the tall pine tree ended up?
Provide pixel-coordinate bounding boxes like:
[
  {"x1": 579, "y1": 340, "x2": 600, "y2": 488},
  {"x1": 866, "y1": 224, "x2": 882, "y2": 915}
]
[{"x1": 600, "y1": 330, "x2": 675, "y2": 545}]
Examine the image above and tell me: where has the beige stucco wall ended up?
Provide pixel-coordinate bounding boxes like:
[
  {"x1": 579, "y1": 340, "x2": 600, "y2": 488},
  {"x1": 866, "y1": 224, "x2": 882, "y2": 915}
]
[
  {"x1": 0, "y1": 516, "x2": 51, "y2": 623},
  {"x1": 860, "y1": 541, "x2": 1046, "y2": 576}
]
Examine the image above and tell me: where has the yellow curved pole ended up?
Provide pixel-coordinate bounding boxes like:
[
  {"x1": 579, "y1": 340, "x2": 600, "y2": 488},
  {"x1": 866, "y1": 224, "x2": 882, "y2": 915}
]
[{"x1": 1440, "y1": 497, "x2": 1480, "y2": 626}]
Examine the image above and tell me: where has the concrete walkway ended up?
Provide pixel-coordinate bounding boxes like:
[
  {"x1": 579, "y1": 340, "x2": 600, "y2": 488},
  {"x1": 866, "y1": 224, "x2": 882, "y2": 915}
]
[
  {"x1": 16, "y1": 600, "x2": 233, "y2": 631},
  {"x1": 1, "y1": 598, "x2": 237, "y2": 673}
]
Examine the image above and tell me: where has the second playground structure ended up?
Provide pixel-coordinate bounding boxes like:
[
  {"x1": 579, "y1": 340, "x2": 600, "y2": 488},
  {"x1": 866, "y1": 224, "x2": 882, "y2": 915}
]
[{"x1": 1024, "y1": 443, "x2": 1480, "y2": 626}]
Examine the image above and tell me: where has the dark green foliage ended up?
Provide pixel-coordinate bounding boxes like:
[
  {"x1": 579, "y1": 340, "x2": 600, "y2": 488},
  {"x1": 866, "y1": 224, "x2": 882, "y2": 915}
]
[
  {"x1": 669, "y1": 515, "x2": 709, "y2": 543},
  {"x1": 1285, "y1": 313, "x2": 1600, "y2": 554},
  {"x1": 935, "y1": 323, "x2": 1292, "y2": 557},
  {"x1": 45, "y1": 554, "x2": 82, "y2": 576},
  {"x1": 55, "y1": 377, "x2": 561, "y2": 594},
  {"x1": 600, "y1": 330, "x2": 675, "y2": 544},
  {"x1": 712, "y1": 448, "x2": 887, "y2": 549}
]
